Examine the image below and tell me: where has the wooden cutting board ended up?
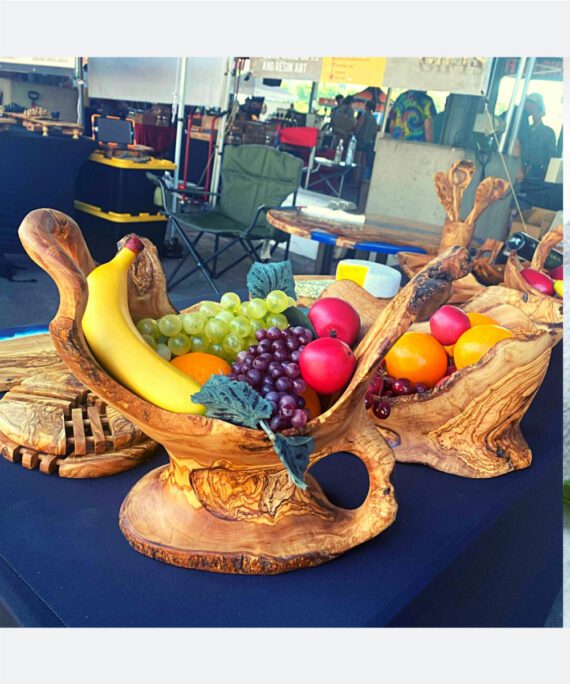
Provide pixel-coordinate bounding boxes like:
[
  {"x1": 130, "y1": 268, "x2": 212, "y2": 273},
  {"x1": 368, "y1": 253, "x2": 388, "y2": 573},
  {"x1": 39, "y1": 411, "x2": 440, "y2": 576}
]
[{"x1": 0, "y1": 333, "x2": 63, "y2": 392}]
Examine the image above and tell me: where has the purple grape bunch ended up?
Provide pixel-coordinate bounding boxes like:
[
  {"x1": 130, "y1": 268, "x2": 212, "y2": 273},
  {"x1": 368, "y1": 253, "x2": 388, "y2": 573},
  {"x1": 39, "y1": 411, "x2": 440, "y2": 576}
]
[{"x1": 229, "y1": 325, "x2": 314, "y2": 431}]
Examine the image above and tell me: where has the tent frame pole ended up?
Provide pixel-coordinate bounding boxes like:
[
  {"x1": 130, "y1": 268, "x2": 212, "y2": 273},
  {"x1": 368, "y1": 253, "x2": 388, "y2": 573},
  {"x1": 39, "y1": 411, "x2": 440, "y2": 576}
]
[{"x1": 209, "y1": 57, "x2": 234, "y2": 208}]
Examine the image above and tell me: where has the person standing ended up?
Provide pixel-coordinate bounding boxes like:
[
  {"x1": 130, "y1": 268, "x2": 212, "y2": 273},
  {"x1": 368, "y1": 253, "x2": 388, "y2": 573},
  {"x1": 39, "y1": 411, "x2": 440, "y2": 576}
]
[
  {"x1": 388, "y1": 89, "x2": 437, "y2": 142},
  {"x1": 519, "y1": 92, "x2": 557, "y2": 180},
  {"x1": 353, "y1": 100, "x2": 378, "y2": 182},
  {"x1": 331, "y1": 94, "x2": 356, "y2": 143}
]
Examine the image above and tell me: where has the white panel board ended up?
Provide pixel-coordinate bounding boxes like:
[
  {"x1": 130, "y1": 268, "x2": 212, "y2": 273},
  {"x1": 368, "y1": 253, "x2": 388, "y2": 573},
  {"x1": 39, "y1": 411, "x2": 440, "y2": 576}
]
[{"x1": 87, "y1": 57, "x2": 226, "y2": 107}]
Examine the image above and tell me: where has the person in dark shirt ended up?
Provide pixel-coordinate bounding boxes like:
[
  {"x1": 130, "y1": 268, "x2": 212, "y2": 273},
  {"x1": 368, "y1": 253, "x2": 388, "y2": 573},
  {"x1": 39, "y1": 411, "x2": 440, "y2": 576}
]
[
  {"x1": 519, "y1": 92, "x2": 557, "y2": 180},
  {"x1": 331, "y1": 95, "x2": 356, "y2": 143},
  {"x1": 354, "y1": 100, "x2": 378, "y2": 180}
]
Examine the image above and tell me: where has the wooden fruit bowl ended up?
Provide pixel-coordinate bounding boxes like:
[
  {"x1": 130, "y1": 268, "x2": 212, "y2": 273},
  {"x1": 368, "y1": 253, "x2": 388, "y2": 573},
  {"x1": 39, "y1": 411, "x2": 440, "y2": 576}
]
[
  {"x1": 503, "y1": 224, "x2": 563, "y2": 326},
  {"x1": 19, "y1": 209, "x2": 472, "y2": 574},
  {"x1": 371, "y1": 286, "x2": 561, "y2": 478}
]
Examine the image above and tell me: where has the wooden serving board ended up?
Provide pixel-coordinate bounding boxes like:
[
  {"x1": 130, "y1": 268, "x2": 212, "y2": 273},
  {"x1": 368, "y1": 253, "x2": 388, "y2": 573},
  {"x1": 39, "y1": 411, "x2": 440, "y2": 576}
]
[{"x1": 0, "y1": 367, "x2": 158, "y2": 478}]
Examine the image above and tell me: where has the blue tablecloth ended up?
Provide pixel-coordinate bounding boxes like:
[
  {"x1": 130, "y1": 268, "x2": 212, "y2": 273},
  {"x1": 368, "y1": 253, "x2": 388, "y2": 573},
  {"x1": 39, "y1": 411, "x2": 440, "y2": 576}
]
[{"x1": 0, "y1": 337, "x2": 561, "y2": 627}]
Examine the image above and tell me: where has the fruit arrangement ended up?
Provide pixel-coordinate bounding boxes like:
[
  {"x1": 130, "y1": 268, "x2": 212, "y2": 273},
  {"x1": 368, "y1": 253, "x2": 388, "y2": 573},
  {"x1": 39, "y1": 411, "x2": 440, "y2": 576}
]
[{"x1": 365, "y1": 304, "x2": 513, "y2": 419}]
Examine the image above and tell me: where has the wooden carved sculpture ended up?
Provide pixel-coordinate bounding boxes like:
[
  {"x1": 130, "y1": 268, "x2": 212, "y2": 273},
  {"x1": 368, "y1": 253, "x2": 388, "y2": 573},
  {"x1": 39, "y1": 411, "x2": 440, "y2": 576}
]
[
  {"x1": 398, "y1": 161, "x2": 510, "y2": 304},
  {"x1": 18, "y1": 208, "x2": 471, "y2": 574},
  {"x1": 503, "y1": 224, "x2": 563, "y2": 325}
]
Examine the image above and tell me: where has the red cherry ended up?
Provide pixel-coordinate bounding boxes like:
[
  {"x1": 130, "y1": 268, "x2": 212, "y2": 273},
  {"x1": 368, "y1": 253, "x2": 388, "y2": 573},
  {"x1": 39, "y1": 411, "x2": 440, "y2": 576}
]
[
  {"x1": 373, "y1": 401, "x2": 391, "y2": 419},
  {"x1": 392, "y1": 378, "x2": 415, "y2": 395}
]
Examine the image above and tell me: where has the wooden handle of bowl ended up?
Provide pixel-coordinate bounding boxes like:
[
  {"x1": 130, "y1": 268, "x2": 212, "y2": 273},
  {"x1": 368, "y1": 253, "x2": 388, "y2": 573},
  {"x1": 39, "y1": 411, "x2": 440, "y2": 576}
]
[
  {"x1": 345, "y1": 246, "x2": 472, "y2": 399},
  {"x1": 531, "y1": 224, "x2": 563, "y2": 271},
  {"x1": 18, "y1": 209, "x2": 96, "y2": 322}
]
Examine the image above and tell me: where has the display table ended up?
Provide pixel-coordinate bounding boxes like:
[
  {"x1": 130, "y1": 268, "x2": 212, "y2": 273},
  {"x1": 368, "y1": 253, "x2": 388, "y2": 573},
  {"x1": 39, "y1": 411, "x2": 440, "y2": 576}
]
[
  {"x1": 0, "y1": 130, "x2": 97, "y2": 253},
  {"x1": 0, "y1": 319, "x2": 561, "y2": 627}
]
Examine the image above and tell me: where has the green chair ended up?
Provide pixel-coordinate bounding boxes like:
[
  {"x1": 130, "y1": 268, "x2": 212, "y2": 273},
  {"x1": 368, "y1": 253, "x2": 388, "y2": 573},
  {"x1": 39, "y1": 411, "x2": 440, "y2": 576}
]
[{"x1": 149, "y1": 144, "x2": 303, "y2": 294}]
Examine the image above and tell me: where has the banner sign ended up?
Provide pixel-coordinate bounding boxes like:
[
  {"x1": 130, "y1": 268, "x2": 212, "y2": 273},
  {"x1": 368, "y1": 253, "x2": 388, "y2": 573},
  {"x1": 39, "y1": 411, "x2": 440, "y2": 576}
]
[
  {"x1": 320, "y1": 57, "x2": 386, "y2": 86},
  {"x1": 383, "y1": 57, "x2": 490, "y2": 95},
  {"x1": 0, "y1": 56, "x2": 76, "y2": 73},
  {"x1": 250, "y1": 57, "x2": 323, "y2": 81}
]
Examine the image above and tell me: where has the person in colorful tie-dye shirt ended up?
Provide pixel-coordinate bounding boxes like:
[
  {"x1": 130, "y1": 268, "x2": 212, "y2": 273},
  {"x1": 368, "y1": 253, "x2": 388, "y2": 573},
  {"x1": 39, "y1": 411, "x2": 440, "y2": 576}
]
[{"x1": 388, "y1": 90, "x2": 437, "y2": 142}]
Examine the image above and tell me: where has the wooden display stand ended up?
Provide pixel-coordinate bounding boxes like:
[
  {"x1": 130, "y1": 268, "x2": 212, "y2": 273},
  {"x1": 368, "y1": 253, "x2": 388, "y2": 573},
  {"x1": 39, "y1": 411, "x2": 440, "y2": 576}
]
[{"x1": 18, "y1": 209, "x2": 472, "y2": 574}]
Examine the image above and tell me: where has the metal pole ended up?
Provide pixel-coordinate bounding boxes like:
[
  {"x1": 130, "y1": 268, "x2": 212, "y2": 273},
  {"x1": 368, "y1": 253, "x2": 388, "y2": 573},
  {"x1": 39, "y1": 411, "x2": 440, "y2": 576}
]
[
  {"x1": 508, "y1": 56, "x2": 536, "y2": 156},
  {"x1": 74, "y1": 57, "x2": 85, "y2": 126},
  {"x1": 380, "y1": 87, "x2": 391, "y2": 134},
  {"x1": 308, "y1": 81, "x2": 318, "y2": 114},
  {"x1": 499, "y1": 57, "x2": 526, "y2": 153},
  {"x1": 172, "y1": 57, "x2": 188, "y2": 198},
  {"x1": 164, "y1": 57, "x2": 188, "y2": 241},
  {"x1": 209, "y1": 57, "x2": 234, "y2": 208}
]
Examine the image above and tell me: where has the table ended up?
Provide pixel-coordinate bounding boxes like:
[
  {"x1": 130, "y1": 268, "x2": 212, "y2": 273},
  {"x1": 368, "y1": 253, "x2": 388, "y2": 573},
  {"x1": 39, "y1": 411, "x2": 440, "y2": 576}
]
[
  {"x1": 133, "y1": 123, "x2": 176, "y2": 155},
  {"x1": 307, "y1": 156, "x2": 358, "y2": 197},
  {"x1": 0, "y1": 130, "x2": 97, "y2": 254},
  {"x1": 0, "y1": 324, "x2": 562, "y2": 627},
  {"x1": 267, "y1": 208, "x2": 440, "y2": 273}
]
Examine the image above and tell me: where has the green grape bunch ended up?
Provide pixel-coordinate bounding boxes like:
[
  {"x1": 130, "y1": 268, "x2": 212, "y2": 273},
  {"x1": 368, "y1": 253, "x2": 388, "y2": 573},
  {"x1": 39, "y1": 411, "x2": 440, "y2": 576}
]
[{"x1": 135, "y1": 289, "x2": 295, "y2": 364}]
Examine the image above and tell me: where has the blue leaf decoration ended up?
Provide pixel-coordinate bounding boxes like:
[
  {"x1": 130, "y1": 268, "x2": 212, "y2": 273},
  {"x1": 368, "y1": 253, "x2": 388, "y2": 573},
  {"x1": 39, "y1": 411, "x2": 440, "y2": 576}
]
[
  {"x1": 272, "y1": 433, "x2": 314, "y2": 490},
  {"x1": 247, "y1": 260, "x2": 297, "y2": 300},
  {"x1": 192, "y1": 376, "x2": 272, "y2": 429}
]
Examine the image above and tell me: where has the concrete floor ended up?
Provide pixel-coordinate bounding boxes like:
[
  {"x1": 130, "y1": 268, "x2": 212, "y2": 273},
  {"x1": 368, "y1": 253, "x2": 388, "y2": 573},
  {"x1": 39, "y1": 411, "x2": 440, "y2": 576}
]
[{"x1": 0, "y1": 236, "x2": 316, "y2": 329}]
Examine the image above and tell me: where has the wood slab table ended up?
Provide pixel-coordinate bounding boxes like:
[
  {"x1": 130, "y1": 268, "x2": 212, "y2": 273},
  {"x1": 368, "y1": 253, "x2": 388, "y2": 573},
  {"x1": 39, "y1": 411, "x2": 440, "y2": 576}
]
[{"x1": 267, "y1": 208, "x2": 442, "y2": 274}]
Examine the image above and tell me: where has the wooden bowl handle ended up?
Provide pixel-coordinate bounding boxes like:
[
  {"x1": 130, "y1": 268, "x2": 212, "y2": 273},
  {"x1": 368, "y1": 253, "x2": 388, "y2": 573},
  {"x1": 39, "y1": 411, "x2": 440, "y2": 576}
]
[
  {"x1": 347, "y1": 245, "x2": 472, "y2": 399},
  {"x1": 531, "y1": 224, "x2": 563, "y2": 272},
  {"x1": 18, "y1": 209, "x2": 96, "y2": 322}
]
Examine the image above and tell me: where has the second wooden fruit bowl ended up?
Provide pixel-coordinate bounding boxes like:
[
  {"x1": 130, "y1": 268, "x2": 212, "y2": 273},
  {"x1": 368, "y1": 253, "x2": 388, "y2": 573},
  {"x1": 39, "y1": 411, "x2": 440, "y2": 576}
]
[
  {"x1": 19, "y1": 208, "x2": 472, "y2": 574},
  {"x1": 372, "y1": 286, "x2": 560, "y2": 478}
]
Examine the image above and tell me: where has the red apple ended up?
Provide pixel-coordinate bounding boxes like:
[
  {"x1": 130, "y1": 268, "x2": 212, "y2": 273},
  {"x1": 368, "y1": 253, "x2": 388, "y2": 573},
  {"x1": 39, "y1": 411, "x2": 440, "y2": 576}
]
[
  {"x1": 549, "y1": 265, "x2": 563, "y2": 281},
  {"x1": 299, "y1": 337, "x2": 356, "y2": 395},
  {"x1": 521, "y1": 268, "x2": 555, "y2": 296},
  {"x1": 308, "y1": 297, "x2": 361, "y2": 346},
  {"x1": 429, "y1": 305, "x2": 471, "y2": 345}
]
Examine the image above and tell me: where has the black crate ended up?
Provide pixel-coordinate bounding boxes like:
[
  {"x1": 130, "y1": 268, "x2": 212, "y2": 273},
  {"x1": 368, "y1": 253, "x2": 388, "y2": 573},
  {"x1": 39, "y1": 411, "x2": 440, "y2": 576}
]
[
  {"x1": 74, "y1": 201, "x2": 167, "y2": 263},
  {"x1": 76, "y1": 151, "x2": 176, "y2": 214}
]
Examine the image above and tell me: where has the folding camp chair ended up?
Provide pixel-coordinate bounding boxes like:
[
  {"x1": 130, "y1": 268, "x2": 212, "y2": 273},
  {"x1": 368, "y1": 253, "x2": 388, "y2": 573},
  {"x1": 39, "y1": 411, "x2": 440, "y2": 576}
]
[{"x1": 149, "y1": 144, "x2": 303, "y2": 293}]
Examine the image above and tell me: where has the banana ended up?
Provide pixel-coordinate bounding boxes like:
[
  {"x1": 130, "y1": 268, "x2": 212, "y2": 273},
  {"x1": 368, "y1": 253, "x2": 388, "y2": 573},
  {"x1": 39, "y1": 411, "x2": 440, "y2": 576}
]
[{"x1": 82, "y1": 237, "x2": 205, "y2": 414}]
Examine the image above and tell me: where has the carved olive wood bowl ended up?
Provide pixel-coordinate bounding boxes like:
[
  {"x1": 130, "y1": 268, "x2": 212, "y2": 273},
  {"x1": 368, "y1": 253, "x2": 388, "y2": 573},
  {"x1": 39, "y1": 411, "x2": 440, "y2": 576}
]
[
  {"x1": 503, "y1": 224, "x2": 563, "y2": 326},
  {"x1": 19, "y1": 209, "x2": 472, "y2": 574},
  {"x1": 373, "y1": 286, "x2": 561, "y2": 478}
]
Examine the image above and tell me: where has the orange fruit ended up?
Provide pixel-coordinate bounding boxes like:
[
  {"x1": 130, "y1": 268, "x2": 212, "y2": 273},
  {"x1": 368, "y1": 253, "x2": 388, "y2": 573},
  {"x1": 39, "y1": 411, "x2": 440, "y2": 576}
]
[
  {"x1": 171, "y1": 352, "x2": 231, "y2": 385},
  {"x1": 454, "y1": 324, "x2": 513, "y2": 370},
  {"x1": 384, "y1": 332, "x2": 448, "y2": 389},
  {"x1": 301, "y1": 385, "x2": 322, "y2": 420},
  {"x1": 466, "y1": 312, "x2": 498, "y2": 327}
]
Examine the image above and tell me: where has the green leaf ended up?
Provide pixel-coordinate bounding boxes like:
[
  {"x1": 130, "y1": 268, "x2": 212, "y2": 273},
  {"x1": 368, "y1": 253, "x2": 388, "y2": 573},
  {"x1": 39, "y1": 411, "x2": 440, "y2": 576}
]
[
  {"x1": 192, "y1": 376, "x2": 272, "y2": 429},
  {"x1": 283, "y1": 306, "x2": 317, "y2": 337},
  {"x1": 247, "y1": 260, "x2": 297, "y2": 300}
]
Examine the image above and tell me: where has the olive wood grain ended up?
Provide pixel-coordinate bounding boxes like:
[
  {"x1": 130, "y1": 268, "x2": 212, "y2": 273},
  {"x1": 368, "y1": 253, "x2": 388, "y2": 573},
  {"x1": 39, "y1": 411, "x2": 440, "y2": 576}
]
[
  {"x1": 0, "y1": 366, "x2": 158, "y2": 478},
  {"x1": 372, "y1": 286, "x2": 560, "y2": 477},
  {"x1": 19, "y1": 208, "x2": 472, "y2": 574},
  {"x1": 503, "y1": 224, "x2": 563, "y2": 325}
]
